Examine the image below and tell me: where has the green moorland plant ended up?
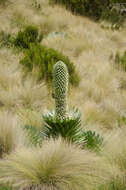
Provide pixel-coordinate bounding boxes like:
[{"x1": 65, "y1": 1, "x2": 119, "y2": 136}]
[
  {"x1": 49, "y1": 0, "x2": 126, "y2": 26},
  {"x1": 23, "y1": 61, "x2": 102, "y2": 150},
  {"x1": 115, "y1": 51, "x2": 126, "y2": 72},
  {"x1": 49, "y1": 0, "x2": 108, "y2": 20},
  {"x1": 0, "y1": 0, "x2": 9, "y2": 6},
  {"x1": 0, "y1": 25, "x2": 43, "y2": 49},
  {"x1": 0, "y1": 31, "x2": 12, "y2": 48},
  {"x1": 53, "y1": 61, "x2": 69, "y2": 120},
  {"x1": 20, "y1": 43, "x2": 80, "y2": 86},
  {"x1": 0, "y1": 186, "x2": 12, "y2": 190},
  {"x1": 43, "y1": 61, "x2": 103, "y2": 149},
  {"x1": 13, "y1": 25, "x2": 43, "y2": 49},
  {"x1": 43, "y1": 61, "x2": 84, "y2": 143}
]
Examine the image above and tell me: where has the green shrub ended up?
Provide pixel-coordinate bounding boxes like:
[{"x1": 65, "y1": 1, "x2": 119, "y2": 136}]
[
  {"x1": 0, "y1": 31, "x2": 14, "y2": 48},
  {"x1": 115, "y1": 51, "x2": 126, "y2": 71},
  {"x1": 0, "y1": 186, "x2": 12, "y2": 190},
  {"x1": 20, "y1": 43, "x2": 80, "y2": 86},
  {"x1": 110, "y1": 0, "x2": 126, "y2": 3},
  {"x1": 82, "y1": 130, "x2": 103, "y2": 151},
  {"x1": 101, "y1": 5, "x2": 125, "y2": 29},
  {"x1": 50, "y1": 0, "x2": 126, "y2": 26},
  {"x1": 50, "y1": 0, "x2": 109, "y2": 20},
  {"x1": 0, "y1": 0, "x2": 9, "y2": 6},
  {"x1": 14, "y1": 25, "x2": 43, "y2": 49}
]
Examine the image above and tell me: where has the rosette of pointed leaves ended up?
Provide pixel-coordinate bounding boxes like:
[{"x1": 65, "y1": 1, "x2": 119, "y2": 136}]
[{"x1": 43, "y1": 108, "x2": 84, "y2": 144}]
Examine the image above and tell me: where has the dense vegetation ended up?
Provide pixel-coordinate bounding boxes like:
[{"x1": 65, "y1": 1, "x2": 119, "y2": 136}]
[
  {"x1": 20, "y1": 43, "x2": 80, "y2": 86},
  {"x1": 50, "y1": 0, "x2": 126, "y2": 27},
  {"x1": 1, "y1": 0, "x2": 126, "y2": 189}
]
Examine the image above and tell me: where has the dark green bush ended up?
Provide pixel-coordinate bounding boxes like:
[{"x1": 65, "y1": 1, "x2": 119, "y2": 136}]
[
  {"x1": 14, "y1": 25, "x2": 43, "y2": 49},
  {"x1": 101, "y1": 2, "x2": 126, "y2": 29},
  {"x1": 0, "y1": 31, "x2": 14, "y2": 48},
  {"x1": 0, "y1": 0, "x2": 9, "y2": 6},
  {"x1": 110, "y1": 0, "x2": 126, "y2": 3},
  {"x1": 50, "y1": 0, "x2": 126, "y2": 26},
  {"x1": 20, "y1": 43, "x2": 80, "y2": 86},
  {"x1": 50, "y1": 0, "x2": 109, "y2": 20}
]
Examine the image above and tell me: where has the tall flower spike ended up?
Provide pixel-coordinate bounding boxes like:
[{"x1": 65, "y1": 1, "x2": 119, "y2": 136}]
[{"x1": 53, "y1": 61, "x2": 69, "y2": 120}]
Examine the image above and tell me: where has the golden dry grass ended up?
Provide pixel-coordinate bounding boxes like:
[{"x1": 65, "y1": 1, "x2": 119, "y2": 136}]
[
  {"x1": 0, "y1": 1, "x2": 126, "y2": 189},
  {"x1": 0, "y1": 138, "x2": 118, "y2": 190},
  {"x1": 0, "y1": 0, "x2": 126, "y2": 134},
  {"x1": 0, "y1": 110, "x2": 27, "y2": 158},
  {"x1": 0, "y1": 49, "x2": 48, "y2": 111}
]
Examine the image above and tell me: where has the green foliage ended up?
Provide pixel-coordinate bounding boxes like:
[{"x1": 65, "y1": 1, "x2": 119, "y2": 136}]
[
  {"x1": 32, "y1": 0, "x2": 41, "y2": 10},
  {"x1": 43, "y1": 109, "x2": 84, "y2": 144},
  {"x1": 53, "y1": 61, "x2": 69, "y2": 120},
  {"x1": 43, "y1": 110, "x2": 103, "y2": 150},
  {"x1": 22, "y1": 61, "x2": 102, "y2": 151},
  {"x1": 0, "y1": 0, "x2": 9, "y2": 6},
  {"x1": 110, "y1": 0, "x2": 126, "y2": 3},
  {"x1": 20, "y1": 43, "x2": 79, "y2": 86},
  {"x1": 101, "y1": 6, "x2": 125, "y2": 29},
  {"x1": 14, "y1": 25, "x2": 43, "y2": 49},
  {"x1": 0, "y1": 186, "x2": 12, "y2": 190},
  {"x1": 23, "y1": 125, "x2": 43, "y2": 146},
  {"x1": 115, "y1": 51, "x2": 126, "y2": 71},
  {"x1": 83, "y1": 130, "x2": 103, "y2": 151},
  {"x1": 50, "y1": 0, "x2": 108, "y2": 20},
  {"x1": 50, "y1": 0, "x2": 126, "y2": 26},
  {"x1": 0, "y1": 31, "x2": 14, "y2": 48},
  {"x1": 23, "y1": 111, "x2": 103, "y2": 150}
]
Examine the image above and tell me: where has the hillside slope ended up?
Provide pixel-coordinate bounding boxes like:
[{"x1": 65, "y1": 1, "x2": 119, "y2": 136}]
[{"x1": 0, "y1": 0, "x2": 126, "y2": 131}]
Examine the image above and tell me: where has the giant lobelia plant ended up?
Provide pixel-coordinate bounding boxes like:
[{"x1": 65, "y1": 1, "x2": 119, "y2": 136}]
[
  {"x1": 43, "y1": 61, "x2": 83, "y2": 143},
  {"x1": 53, "y1": 61, "x2": 69, "y2": 120},
  {"x1": 24, "y1": 61, "x2": 103, "y2": 149}
]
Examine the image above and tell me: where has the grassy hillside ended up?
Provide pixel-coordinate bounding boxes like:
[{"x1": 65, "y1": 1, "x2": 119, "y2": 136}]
[{"x1": 1, "y1": 0, "x2": 126, "y2": 189}]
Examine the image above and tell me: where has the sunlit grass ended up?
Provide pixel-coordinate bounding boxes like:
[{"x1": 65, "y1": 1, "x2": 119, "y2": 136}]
[{"x1": 0, "y1": 138, "x2": 108, "y2": 190}]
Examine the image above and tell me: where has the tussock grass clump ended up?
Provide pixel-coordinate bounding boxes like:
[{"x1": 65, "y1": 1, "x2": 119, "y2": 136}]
[
  {"x1": 0, "y1": 138, "x2": 107, "y2": 190},
  {"x1": 18, "y1": 108, "x2": 43, "y2": 130},
  {"x1": 0, "y1": 111, "x2": 26, "y2": 158},
  {"x1": 101, "y1": 129, "x2": 126, "y2": 171},
  {"x1": 93, "y1": 129, "x2": 126, "y2": 190}
]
